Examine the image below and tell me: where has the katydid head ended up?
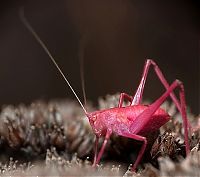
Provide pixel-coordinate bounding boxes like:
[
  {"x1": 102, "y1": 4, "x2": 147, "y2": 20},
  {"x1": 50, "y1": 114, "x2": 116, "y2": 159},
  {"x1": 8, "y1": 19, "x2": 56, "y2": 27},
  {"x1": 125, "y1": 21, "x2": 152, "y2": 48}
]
[{"x1": 86, "y1": 110, "x2": 106, "y2": 136}]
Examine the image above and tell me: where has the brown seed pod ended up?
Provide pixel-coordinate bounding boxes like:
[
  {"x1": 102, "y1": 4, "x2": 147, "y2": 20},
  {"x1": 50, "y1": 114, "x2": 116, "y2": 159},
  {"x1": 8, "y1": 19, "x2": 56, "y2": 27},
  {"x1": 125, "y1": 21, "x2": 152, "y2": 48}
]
[{"x1": 150, "y1": 131, "x2": 183, "y2": 160}]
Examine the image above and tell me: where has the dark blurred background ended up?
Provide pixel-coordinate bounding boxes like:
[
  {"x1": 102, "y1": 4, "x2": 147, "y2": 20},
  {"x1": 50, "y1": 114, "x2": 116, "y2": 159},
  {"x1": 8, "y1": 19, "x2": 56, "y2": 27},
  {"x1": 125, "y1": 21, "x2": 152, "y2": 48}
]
[{"x1": 0, "y1": 0, "x2": 199, "y2": 114}]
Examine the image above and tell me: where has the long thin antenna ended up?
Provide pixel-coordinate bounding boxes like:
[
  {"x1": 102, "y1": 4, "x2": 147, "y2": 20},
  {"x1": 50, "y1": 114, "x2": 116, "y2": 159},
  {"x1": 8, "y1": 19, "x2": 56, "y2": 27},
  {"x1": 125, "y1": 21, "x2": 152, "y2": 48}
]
[
  {"x1": 79, "y1": 36, "x2": 87, "y2": 106},
  {"x1": 19, "y1": 7, "x2": 87, "y2": 114}
]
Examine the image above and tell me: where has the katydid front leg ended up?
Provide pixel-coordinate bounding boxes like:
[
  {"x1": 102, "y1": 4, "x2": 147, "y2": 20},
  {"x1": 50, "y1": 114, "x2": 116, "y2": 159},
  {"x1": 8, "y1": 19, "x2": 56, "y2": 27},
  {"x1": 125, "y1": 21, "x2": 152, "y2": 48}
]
[
  {"x1": 118, "y1": 93, "x2": 133, "y2": 107},
  {"x1": 94, "y1": 130, "x2": 112, "y2": 166}
]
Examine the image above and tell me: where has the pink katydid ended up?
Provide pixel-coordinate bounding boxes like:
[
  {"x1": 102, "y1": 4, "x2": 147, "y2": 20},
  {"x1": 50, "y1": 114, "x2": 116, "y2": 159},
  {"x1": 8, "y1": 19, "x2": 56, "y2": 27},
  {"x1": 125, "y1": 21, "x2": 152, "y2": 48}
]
[{"x1": 20, "y1": 9, "x2": 191, "y2": 171}]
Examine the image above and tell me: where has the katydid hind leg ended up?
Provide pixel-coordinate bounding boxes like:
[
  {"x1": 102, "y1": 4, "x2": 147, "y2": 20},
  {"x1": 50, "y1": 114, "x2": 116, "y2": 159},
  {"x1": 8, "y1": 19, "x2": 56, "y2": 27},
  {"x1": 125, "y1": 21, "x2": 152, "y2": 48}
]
[
  {"x1": 149, "y1": 59, "x2": 191, "y2": 130},
  {"x1": 132, "y1": 60, "x2": 151, "y2": 105},
  {"x1": 146, "y1": 60, "x2": 184, "y2": 116},
  {"x1": 132, "y1": 59, "x2": 184, "y2": 114},
  {"x1": 119, "y1": 132, "x2": 147, "y2": 171},
  {"x1": 130, "y1": 80, "x2": 190, "y2": 155},
  {"x1": 132, "y1": 59, "x2": 191, "y2": 134}
]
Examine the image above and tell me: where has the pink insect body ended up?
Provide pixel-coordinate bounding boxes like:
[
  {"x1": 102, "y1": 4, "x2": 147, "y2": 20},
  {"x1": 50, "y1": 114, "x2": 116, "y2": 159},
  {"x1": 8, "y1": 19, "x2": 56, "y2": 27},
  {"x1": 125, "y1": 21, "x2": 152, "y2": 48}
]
[
  {"x1": 88, "y1": 105, "x2": 170, "y2": 137},
  {"x1": 87, "y1": 60, "x2": 190, "y2": 171},
  {"x1": 20, "y1": 11, "x2": 190, "y2": 171}
]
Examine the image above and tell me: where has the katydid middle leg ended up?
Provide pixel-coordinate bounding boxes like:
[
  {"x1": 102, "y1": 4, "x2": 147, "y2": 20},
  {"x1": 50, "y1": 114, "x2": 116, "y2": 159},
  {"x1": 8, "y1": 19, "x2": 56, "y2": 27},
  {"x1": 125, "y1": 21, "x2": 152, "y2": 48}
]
[{"x1": 119, "y1": 132, "x2": 147, "y2": 171}]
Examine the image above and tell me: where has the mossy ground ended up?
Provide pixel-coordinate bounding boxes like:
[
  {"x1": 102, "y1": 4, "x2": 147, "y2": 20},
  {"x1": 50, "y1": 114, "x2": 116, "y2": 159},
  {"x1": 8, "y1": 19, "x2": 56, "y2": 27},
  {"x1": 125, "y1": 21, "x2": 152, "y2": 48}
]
[{"x1": 0, "y1": 94, "x2": 199, "y2": 176}]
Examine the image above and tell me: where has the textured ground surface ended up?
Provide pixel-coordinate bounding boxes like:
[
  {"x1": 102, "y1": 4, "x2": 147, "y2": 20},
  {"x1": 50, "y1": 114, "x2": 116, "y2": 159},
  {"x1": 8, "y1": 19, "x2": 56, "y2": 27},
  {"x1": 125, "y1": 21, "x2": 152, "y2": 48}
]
[{"x1": 0, "y1": 94, "x2": 199, "y2": 176}]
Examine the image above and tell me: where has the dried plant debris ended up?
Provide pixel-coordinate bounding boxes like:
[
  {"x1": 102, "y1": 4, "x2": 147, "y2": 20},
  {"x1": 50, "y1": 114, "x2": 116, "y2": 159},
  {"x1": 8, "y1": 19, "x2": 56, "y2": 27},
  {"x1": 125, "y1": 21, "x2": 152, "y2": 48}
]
[
  {"x1": 123, "y1": 151, "x2": 200, "y2": 177},
  {"x1": 150, "y1": 131, "x2": 183, "y2": 160},
  {"x1": 0, "y1": 100, "x2": 95, "y2": 161},
  {"x1": 0, "y1": 157, "x2": 33, "y2": 175},
  {"x1": 0, "y1": 93, "x2": 199, "y2": 176},
  {"x1": 1, "y1": 148, "x2": 121, "y2": 176}
]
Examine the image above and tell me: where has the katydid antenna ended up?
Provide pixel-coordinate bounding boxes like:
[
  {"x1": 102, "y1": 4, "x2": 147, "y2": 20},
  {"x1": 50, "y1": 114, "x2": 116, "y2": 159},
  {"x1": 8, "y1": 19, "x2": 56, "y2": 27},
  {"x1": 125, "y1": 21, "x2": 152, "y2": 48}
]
[{"x1": 19, "y1": 7, "x2": 87, "y2": 114}]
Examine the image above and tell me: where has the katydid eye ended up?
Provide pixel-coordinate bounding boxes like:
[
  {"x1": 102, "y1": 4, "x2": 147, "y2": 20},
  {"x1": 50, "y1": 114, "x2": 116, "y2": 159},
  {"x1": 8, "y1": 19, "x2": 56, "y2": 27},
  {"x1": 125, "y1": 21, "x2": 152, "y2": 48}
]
[{"x1": 92, "y1": 116, "x2": 97, "y2": 122}]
